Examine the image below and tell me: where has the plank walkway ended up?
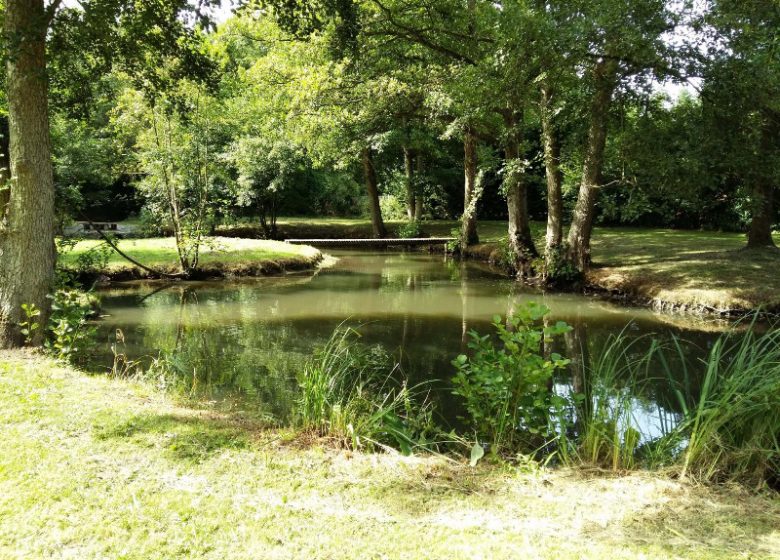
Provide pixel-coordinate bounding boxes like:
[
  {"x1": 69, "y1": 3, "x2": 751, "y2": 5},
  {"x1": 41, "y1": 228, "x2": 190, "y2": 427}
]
[{"x1": 285, "y1": 237, "x2": 455, "y2": 247}]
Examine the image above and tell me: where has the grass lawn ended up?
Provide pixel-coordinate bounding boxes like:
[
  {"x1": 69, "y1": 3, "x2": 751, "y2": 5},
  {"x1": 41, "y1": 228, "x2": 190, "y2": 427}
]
[
  {"x1": 1, "y1": 352, "x2": 779, "y2": 559},
  {"x1": 59, "y1": 237, "x2": 322, "y2": 278},
  {"x1": 251, "y1": 218, "x2": 780, "y2": 313}
]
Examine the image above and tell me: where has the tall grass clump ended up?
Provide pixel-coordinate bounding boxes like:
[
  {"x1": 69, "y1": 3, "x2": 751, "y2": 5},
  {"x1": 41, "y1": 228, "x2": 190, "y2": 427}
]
[
  {"x1": 665, "y1": 325, "x2": 780, "y2": 485},
  {"x1": 573, "y1": 331, "x2": 660, "y2": 470},
  {"x1": 296, "y1": 325, "x2": 435, "y2": 454}
]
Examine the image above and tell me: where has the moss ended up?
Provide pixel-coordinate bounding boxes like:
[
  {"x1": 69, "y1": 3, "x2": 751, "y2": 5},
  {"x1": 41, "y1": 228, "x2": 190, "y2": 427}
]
[{"x1": 1, "y1": 351, "x2": 778, "y2": 559}]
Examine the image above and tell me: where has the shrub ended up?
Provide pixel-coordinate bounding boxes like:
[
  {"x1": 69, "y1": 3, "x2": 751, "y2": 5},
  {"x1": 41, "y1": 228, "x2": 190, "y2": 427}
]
[
  {"x1": 378, "y1": 194, "x2": 407, "y2": 221},
  {"x1": 396, "y1": 220, "x2": 423, "y2": 239},
  {"x1": 452, "y1": 303, "x2": 572, "y2": 457},
  {"x1": 45, "y1": 289, "x2": 97, "y2": 360}
]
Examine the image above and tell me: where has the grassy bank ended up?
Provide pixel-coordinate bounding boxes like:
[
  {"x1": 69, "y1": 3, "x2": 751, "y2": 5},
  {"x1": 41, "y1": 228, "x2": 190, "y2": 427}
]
[
  {"x1": 223, "y1": 218, "x2": 780, "y2": 314},
  {"x1": 59, "y1": 237, "x2": 322, "y2": 280},
  {"x1": 1, "y1": 352, "x2": 778, "y2": 559}
]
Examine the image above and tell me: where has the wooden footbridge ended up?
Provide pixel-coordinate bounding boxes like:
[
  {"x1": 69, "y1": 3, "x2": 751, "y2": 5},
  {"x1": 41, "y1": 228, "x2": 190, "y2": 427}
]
[{"x1": 285, "y1": 237, "x2": 455, "y2": 248}]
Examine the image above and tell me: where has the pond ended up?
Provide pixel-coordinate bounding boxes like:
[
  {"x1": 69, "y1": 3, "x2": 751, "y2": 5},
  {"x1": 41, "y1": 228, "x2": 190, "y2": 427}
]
[{"x1": 81, "y1": 250, "x2": 731, "y2": 437}]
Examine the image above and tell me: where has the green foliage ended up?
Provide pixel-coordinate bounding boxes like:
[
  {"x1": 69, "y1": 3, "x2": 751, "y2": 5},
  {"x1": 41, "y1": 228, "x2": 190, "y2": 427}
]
[
  {"x1": 45, "y1": 290, "x2": 96, "y2": 361},
  {"x1": 446, "y1": 227, "x2": 463, "y2": 253},
  {"x1": 378, "y1": 194, "x2": 407, "y2": 222},
  {"x1": 452, "y1": 303, "x2": 571, "y2": 456},
  {"x1": 396, "y1": 220, "x2": 422, "y2": 239},
  {"x1": 296, "y1": 326, "x2": 435, "y2": 454},
  {"x1": 663, "y1": 325, "x2": 780, "y2": 485},
  {"x1": 537, "y1": 243, "x2": 582, "y2": 286},
  {"x1": 18, "y1": 304, "x2": 41, "y2": 346}
]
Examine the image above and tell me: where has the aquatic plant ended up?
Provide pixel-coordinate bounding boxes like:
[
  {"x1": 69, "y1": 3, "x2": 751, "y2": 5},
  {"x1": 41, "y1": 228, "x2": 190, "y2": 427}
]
[
  {"x1": 296, "y1": 325, "x2": 435, "y2": 454},
  {"x1": 568, "y1": 331, "x2": 659, "y2": 470},
  {"x1": 662, "y1": 325, "x2": 780, "y2": 485},
  {"x1": 451, "y1": 302, "x2": 572, "y2": 457},
  {"x1": 560, "y1": 322, "x2": 780, "y2": 485}
]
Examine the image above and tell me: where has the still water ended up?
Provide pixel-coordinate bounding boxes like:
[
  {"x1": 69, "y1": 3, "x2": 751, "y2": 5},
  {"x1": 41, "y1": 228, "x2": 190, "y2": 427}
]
[{"x1": 83, "y1": 250, "x2": 727, "y2": 432}]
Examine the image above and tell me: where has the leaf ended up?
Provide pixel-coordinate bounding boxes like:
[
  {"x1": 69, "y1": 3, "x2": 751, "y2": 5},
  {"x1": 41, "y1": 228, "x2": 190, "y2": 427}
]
[{"x1": 469, "y1": 442, "x2": 485, "y2": 467}]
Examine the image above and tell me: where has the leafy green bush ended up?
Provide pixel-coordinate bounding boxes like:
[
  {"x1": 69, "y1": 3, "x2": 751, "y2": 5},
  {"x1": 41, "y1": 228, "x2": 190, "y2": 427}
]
[
  {"x1": 45, "y1": 289, "x2": 96, "y2": 360},
  {"x1": 452, "y1": 303, "x2": 572, "y2": 457},
  {"x1": 378, "y1": 194, "x2": 407, "y2": 221},
  {"x1": 396, "y1": 220, "x2": 423, "y2": 239},
  {"x1": 19, "y1": 303, "x2": 42, "y2": 345},
  {"x1": 537, "y1": 243, "x2": 582, "y2": 285}
]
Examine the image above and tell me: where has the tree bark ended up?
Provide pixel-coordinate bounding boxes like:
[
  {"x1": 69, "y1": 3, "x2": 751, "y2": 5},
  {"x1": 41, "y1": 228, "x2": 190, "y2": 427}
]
[
  {"x1": 502, "y1": 109, "x2": 537, "y2": 274},
  {"x1": 540, "y1": 84, "x2": 564, "y2": 256},
  {"x1": 746, "y1": 182, "x2": 776, "y2": 248},
  {"x1": 414, "y1": 153, "x2": 424, "y2": 220},
  {"x1": 746, "y1": 123, "x2": 777, "y2": 248},
  {"x1": 403, "y1": 146, "x2": 416, "y2": 220},
  {"x1": 461, "y1": 127, "x2": 479, "y2": 246},
  {"x1": 566, "y1": 59, "x2": 619, "y2": 272},
  {"x1": 0, "y1": 0, "x2": 57, "y2": 348},
  {"x1": 361, "y1": 147, "x2": 387, "y2": 238}
]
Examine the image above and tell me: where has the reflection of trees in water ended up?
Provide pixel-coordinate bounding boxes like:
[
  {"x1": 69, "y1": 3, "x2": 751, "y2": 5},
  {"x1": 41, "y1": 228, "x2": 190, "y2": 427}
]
[
  {"x1": 86, "y1": 254, "x2": 731, "y2": 430},
  {"x1": 131, "y1": 287, "x2": 306, "y2": 419}
]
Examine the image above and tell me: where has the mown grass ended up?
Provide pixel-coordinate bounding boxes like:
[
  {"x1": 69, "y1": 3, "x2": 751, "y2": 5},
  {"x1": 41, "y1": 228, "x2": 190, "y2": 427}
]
[
  {"x1": 1, "y1": 351, "x2": 779, "y2": 559},
  {"x1": 58, "y1": 236, "x2": 322, "y2": 277},
  {"x1": 235, "y1": 217, "x2": 780, "y2": 312}
]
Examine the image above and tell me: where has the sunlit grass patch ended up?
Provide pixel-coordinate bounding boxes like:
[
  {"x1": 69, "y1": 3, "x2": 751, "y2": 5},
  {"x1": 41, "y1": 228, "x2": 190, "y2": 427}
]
[
  {"x1": 58, "y1": 236, "x2": 322, "y2": 278},
  {"x1": 2, "y1": 351, "x2": 779, "y2": 559}
]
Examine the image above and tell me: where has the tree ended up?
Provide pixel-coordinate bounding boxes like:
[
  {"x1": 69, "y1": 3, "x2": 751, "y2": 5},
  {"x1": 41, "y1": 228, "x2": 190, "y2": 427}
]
[
  {"x1": 0, "y1": 0, "x2": 57, "y2": 347},
  {"x1": 0, "y1": 0, "x2": 220, "y2": 346},
  {"x1": 559, "y1": 0, "x2": 682, "y2": 272},
  {"x1": 703, "y1": 0, "x2": 780, "y2": 249}
]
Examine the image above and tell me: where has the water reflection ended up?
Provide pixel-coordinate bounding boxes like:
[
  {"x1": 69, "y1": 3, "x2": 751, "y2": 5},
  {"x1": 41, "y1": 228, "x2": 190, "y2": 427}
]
[{"x1": 83, "y1": 250, "x2": 731, "y2": 429}]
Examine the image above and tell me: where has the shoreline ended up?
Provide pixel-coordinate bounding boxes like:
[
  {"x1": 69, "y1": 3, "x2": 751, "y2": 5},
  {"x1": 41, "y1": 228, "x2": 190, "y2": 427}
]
[
  {"x1": 59, "y1": 237, "x2": 324, "y2": 285},
  {"x1": 456, "y1": 242, "x2": 778, "y2": 319}
]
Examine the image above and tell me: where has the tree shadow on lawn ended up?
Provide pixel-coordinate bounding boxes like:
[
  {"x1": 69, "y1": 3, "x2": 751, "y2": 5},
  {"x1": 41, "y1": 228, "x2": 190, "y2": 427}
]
[
  {"x1": 93, "y1": 411, "x2": 255, "y2": 463},
  {"x1": 365, "y1": 466, "x2": 780, "y2": 558},
  {"x1": 621, "y1": 483, "x2": 780, "y2": 558},
  {"x1": 592, "y1": 248, "x2": 780, "y2": 302}
]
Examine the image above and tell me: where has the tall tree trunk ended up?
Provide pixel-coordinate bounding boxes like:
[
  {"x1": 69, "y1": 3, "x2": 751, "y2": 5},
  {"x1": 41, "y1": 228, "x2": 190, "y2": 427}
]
[
  {"x1": 362, "y1": 147, "x2": 386, "y2": 238},
  {"x1": 502, "y1": 109, "x2": 537, "y2": 274},
  {"x1": 403, "y1": 146, "x2": 416, "y2": 220},
  {"x1": 566, "y1": 59, "x2": 619, "y2": 272},
  {"x1": 0, "y1": 0, "x2": 56, "y2": 348},
  {"x1": 747, "y1": 123, "x2": 777, "y2": 248},
  {"x1": 540, "y1": 84, "x2": 564, "y2": 256},
  {"x1": 746, "y1": 183, "x2": 776, "y2": 248},
  {"x1": 414, "y1": 153, "x2": 424, "y2": 220},
  {"x1": 461, "y1": 127, "x2": 479, "y2": 246}
]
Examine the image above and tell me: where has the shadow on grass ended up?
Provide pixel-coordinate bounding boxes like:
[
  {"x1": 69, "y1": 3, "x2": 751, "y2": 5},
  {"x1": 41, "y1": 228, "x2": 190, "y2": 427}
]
[
  {"x1": 622, "y1": 485, "x2": 780, "y2": 558},
  {"x1": 93, "y1": 411, "x2": 250, "y2": 463}
]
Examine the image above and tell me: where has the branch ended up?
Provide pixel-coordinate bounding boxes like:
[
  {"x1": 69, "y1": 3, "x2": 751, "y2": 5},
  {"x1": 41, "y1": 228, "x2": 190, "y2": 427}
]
[
  {"x1": 79, "y1": 216, "x2": 185, "y2": 280},
  {"x1": 44, "y1": 0, "x2": 65, "y2": 26},
  {"x1": 367, "y1": 0, "x2": 478, "y2": 65}
]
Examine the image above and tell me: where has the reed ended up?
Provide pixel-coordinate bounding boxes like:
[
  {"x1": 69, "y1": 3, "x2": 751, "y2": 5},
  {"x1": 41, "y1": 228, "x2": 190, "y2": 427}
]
[
  {"x1": 665, "y1": 324, "x2": 780, "y2": 485},
  {"x1": 296, "y1": 325, "x2": 435, "y2": 453}
]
